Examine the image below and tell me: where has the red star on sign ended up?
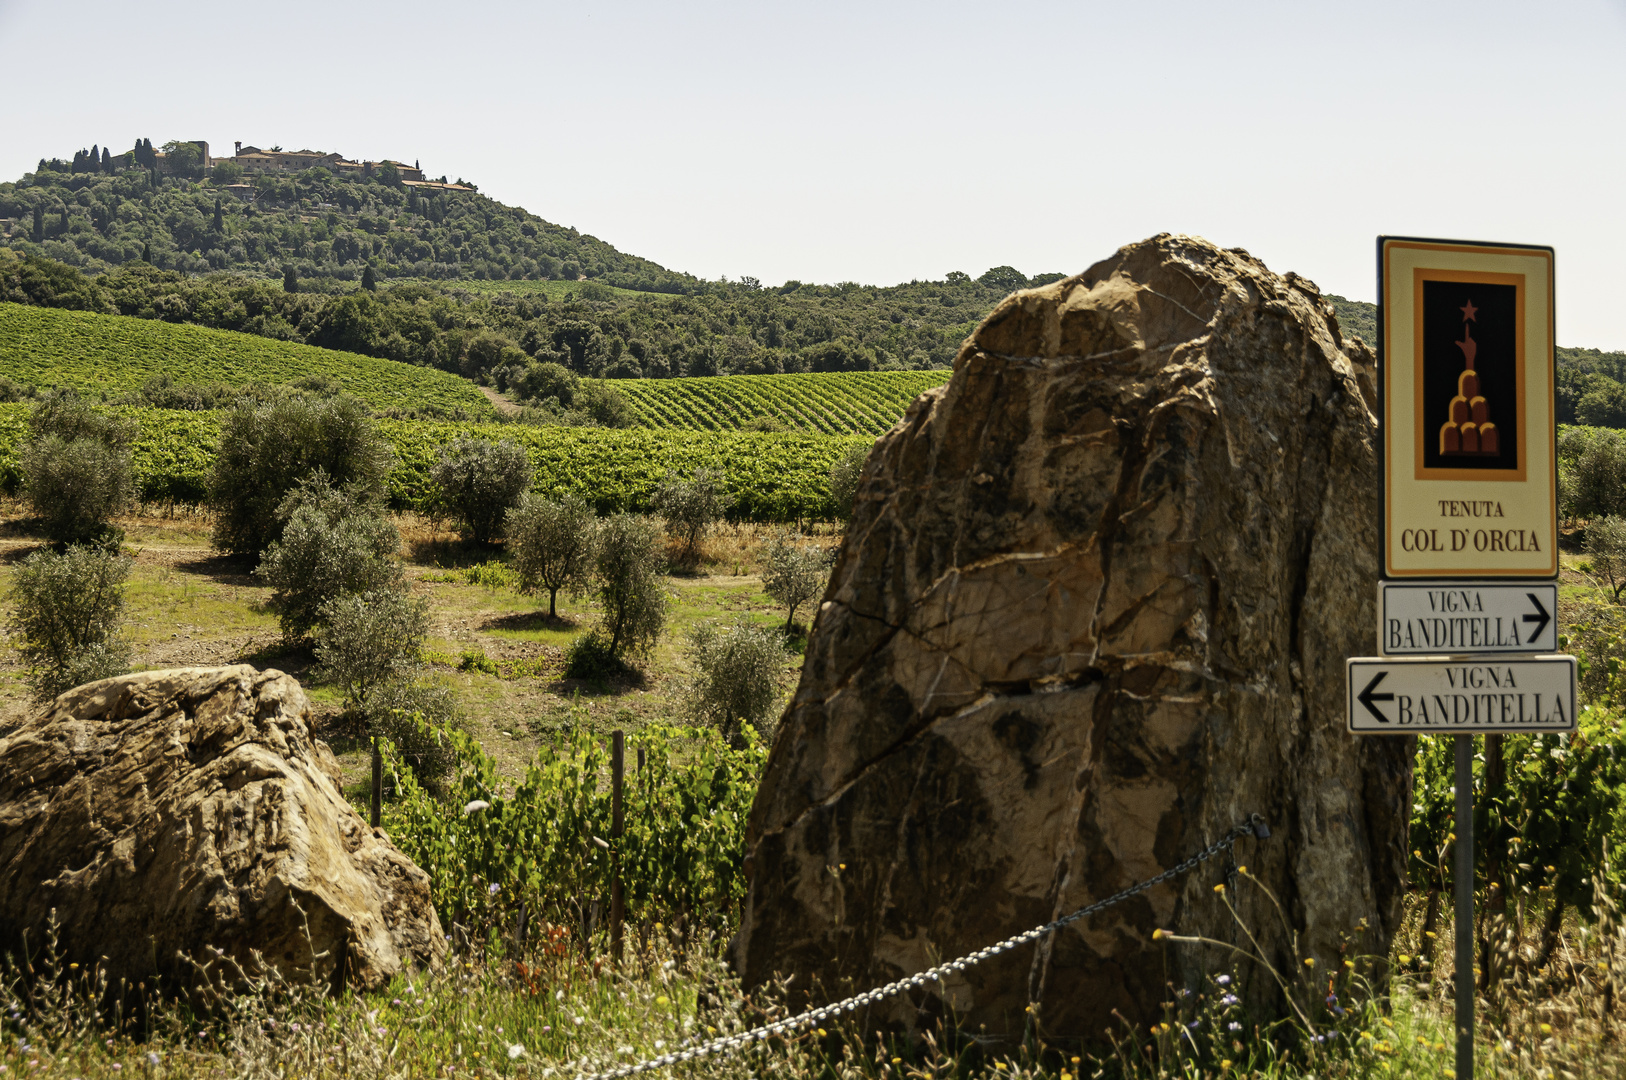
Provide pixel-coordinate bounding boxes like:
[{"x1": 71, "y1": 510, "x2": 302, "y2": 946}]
[{"x1": 1461, "y1": 299, "x2": 1478, "y2": 322}]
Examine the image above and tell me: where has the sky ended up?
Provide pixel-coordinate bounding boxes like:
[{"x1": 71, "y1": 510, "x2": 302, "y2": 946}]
[{"x1": 3, "y1": 0, "x2": 1625, "y2": 348}]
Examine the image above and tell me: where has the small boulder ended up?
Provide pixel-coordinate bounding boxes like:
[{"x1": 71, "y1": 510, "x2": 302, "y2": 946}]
[{"x1": 0, "y1": 665, "x2": 444, "y2": 993}]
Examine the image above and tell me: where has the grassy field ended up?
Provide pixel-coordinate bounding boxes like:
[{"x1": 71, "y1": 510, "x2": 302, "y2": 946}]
[
  {"x1": 599, "y1": 369, "x2": 951, "y2": 436},
  {"x1": 0, "y1": 303, "x2": 496, "y2": 416}
]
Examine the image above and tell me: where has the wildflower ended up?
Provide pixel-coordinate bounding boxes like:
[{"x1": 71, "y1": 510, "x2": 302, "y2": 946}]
[
  {"x1": 556, "y1": 989, "x2": 566, "y2": 1002},
  {"x1": 655, "y1": 1041, "x2": 665, "y2": 1051},
  {"x1": 1222, "y1": 994, "x2": 1239, "y2": 1007},
  {"x1": 1152, "y1": 929, "x2": 1167, "y2": 941},
  {"x1": 1220, "y1": 1061, "x2": 1233, "y2": 1071},
  {"x1": 1540, "y1": 1023, "x2": 1552, "y2": 1035},
  {"x1": 994, "y1": 1065, "x2": 1008, "y2": 1072},
  {"x1": 1228, "y1": 1022, "x2": 1242, "y2": 1032},
  {"x1": 488, "y1": 883, "x2": 501, "y2": 897},
  {"x1": 1398, "y1": 954, "x2": 1411, "y2": 965},
  {"x1": 816, "y1": 1029, "x2": 827, "y2": 1038},
  {"x1": 1213, "y1": 883, "x2": 1226, "y2": 894},
  {"x1": 464, "y1": 800, "x2": 491, "y2": 814},
  {"x1": 655, "y1": 995, "x2": 670, "y2": 1006},
  {"x1": 147, "y1": 1054, "x2": 160, "y2": 1066},
  {"x1": 541, "y1": 1026, "x2": 552, "y2": 1034},
  {"x1": 393, "y1": 998, "x2": 402, "y2": 1006},
  {"x1": 509, "y1": 1045, "x2": 526, "y2": 1060},
  {"x1": 1426, "y1": 931, "x2": 1437, "y2": 939},
  {"x1": 574, "y1": 1016, "x2": 585, "y2": 1026},
  {"x1": 1304, "y1": 958, "x2": 1315, "y2": 967},
  {"x1": 1216, "y1": 975, "x2": 1231, "y2": 985},
  {"x1": 1343, "y1": 960, "x2": 1355, "y2": 969}
]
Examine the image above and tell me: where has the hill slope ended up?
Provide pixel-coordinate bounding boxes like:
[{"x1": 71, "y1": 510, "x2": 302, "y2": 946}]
[
  {"x1": 0, "y1": 303, "x2": 495, "y2": 417},
  {"x1": 0, "y1": 150, "x2": 696, "y2": 292}
]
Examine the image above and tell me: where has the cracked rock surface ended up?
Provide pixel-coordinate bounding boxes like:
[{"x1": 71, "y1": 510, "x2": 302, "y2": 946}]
[
  {"x1": 0, "y1": 665, "x2": 445, "y2": 993},
  {"x1": 734, "y1": 234, "x2": 1410, "y2": 1041}
]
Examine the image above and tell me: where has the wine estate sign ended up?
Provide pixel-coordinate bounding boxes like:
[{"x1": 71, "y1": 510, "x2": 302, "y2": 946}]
[{"x1": 1378, "y1": 238, "x2": 1557, "y2": 579}]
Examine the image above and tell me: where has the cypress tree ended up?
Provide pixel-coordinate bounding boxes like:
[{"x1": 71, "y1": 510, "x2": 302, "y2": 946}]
[
  {"x1": 141, "y1": 241, "x2": 151, "y2": 263},
  {"x1": 89, "y1": 144, "x2": 99, "y2": 168},
  {"x1": 361, "y1": 265, "x2": 377, "y2": 291},
  {"x1": 31, "y1": 204, "x2": 43, "y2": 243},
  {"x1": 213, "y1": 199, "x2": 224, "y2": 232},
  {"x1": 283, "y1": 265, "x2": 298, "y2": 293},
  {"x1": 57, "y1": 209, "x2": 69, "y2": 236},
  {"x1": 101, "y1": 147, "x2": 113, "y2": 173}
]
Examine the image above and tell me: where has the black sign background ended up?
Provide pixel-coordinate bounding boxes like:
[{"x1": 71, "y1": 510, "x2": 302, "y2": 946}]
[{"x1": 1420, "y1": 279, "x2": 1519, "y2": 472}]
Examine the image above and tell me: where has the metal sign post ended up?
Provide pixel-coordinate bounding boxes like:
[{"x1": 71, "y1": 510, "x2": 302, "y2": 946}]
[{"x1": 1347, "y1": 236, "x2": 1573, "y2": 1080}]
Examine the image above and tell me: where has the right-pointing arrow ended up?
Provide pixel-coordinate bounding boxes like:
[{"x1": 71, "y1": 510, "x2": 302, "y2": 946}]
[
  {"x1": 1358, "y1": 671, "x2": 1394, "y2": 723},
  {"x1": 1524, "y1": 593, "x2": 1552, "y2": 644}
]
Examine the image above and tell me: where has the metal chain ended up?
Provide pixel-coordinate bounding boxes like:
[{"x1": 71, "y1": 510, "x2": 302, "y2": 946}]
[{"x1": 573, "y1": 814, "x2": 1269, "y2": 1080}]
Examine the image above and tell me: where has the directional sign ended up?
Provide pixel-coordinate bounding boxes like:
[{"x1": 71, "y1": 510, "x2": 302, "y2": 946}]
[
  {"x1": 1378, "y1": 580, "x2": 1557, "y2": 655},
  {"x1": 1346, "y1": 655, "x2": 1576, "y2": 734},
  {"x1": 1378, "y1": 238, "x2": 1557, "y2": 579}
]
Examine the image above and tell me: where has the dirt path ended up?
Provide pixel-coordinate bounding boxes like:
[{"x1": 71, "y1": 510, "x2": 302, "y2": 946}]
[{"x1": 479, "y1": 386, "x2": 522, "y2": 417}]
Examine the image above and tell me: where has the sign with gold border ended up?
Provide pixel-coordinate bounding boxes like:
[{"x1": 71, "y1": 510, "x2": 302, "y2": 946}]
[{"x1": 1379, "y1": 238, "x2": 1557, "y2": 579}]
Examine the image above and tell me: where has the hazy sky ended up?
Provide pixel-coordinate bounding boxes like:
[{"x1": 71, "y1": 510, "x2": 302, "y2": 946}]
[{"x1": 3, "y1": 0, "x2": 1624, "y2": 348}]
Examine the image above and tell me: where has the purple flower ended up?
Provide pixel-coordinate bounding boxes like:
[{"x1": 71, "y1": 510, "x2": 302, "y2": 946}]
[
  {"x1": 1222, "y1": 994, "x2": 1239, "y2": 1007},
  {"x1": 1216, "y1": 975, "x2": 1231, "y2": 986},
  {"x1": 488, "y1": 883, "x2": 501, "y2": 897}
]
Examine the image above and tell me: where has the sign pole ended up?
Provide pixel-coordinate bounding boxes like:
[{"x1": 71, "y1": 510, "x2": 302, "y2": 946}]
[{"x1": 1454, "y1": 733, "x2": 1474, "y2": 1078}]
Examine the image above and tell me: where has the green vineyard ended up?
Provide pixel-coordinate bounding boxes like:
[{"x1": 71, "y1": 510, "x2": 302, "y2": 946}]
[
  {"x1": 0, "y1": 303, "x2": 496, "y2": 417},
  {"x1": 599, "y1": 369, "x2": 951, "y2": 435},
  {"x1": 0, "y1": 404, "x2": 866, "y2": 522}
]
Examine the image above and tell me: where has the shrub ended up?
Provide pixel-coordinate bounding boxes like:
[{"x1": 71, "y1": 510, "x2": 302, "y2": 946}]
[
  {"x1": 429, "y1": 437, "x2": 533, "y2": 544},
  {"x1": 1560, "y1": 427, "x2": 1626, "y2": 522},
  {"x1": 762, "y1": 530, "x2": 830, "y2": 631},
  {"x1": 506, "y1": 493, "x2": 597, "y2": 617},
  {"x1": 1587, "y1": 516, "x2": 1626, "y2": 602},
  {"x1": 512, "y1": 360, "x2": 577, "y2": 407},
  {"x1": 365, "y1": 677, "x2": 461, "y2": 791},
  {"x1": 255, "y1": 473, "x2": 403, "y2": 641},
  {"x1": 651, "y1": 467, "x2": 731, "y2": 566},
  {"x1": 591, "y1": 513, "x2": 669, "y2": 661},
  {"x1": 6, "y1": 544, "x2": 134, "y2": 699},
  {"x1": 682, "y1": 620, "x2": 788, "y2": 746},
  {"x1": 828, "y1": 442, "x2": 869, "y2": 521},
  {"x1": 577, "y1": 381, "x2": 633, "y2": 427},
  {"x1": 22, "y1": 394, "x2": 137, "y2": 544},
  {"x1": 563, "y1": 631, "x2": 625, "y2": 682},
  {"x1": 211, "y1": 394, "x2": 395, "y2": 558},
  {"x1": 314, "y1": 588, "x2": 432, "y2": 710}
]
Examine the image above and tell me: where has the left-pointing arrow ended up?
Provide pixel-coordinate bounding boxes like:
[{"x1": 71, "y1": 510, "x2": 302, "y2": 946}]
[{"x1": 1358, "y1": 671, "x2": 1394, "y2": 723}]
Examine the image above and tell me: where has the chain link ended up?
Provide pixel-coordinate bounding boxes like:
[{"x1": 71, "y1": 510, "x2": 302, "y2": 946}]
[{"x1": 573, "y1": 815, "x2": 1268, "y2": 1080}]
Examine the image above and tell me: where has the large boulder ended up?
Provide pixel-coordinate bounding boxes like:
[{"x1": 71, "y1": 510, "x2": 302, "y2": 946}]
[
  {"x1": 0, "y1": 665, "x2": 444, "y2": 993},
  {"x1": 735, "y1": 235, "x2": 1410, "y2": 1042}
]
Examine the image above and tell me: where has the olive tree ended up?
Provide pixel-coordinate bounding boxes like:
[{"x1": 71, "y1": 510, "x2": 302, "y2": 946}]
[
  {"x1": 211, "y1": 394, "x2": 395, "y2": 559},
  {"x1": 1587, "y1": 516, "x2": 1626, "y2": 603},
  {"x1": 254, "y1": 473, "x2": 403, "y2": 641},
  {"x1": 567, "y1": 513, "x2": 668, "y2": 678},
  {"x1": 315, "y1": 588, "x2": 432, "y2": 710},
  {"x1": 22, "y1": 394, "x2": 137, "y2": 544},
  {"x1": 6, "y1": 544, "x2": 134, "y2": 699},
  {"x1": 827, "y1": 442, "x2": 869, "y2": 521},
  {"x1": 651, "y1": 467, "x2": 731, "y2": 566},
  {"x1": 762, "y1": 530, "x2": 829, "y2": 631},
  {"x1": 506, "y1": 492, "x2": 597, "y2": 618},
  {"x1": 682, "y1": 620, "x2": 788, "y2": 746},
  {"x1": 429, "y1": 436, "x2": 533, "y2": 544}
]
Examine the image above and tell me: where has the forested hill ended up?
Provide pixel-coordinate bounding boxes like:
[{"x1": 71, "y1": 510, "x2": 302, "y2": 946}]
[
  {"x1": 0, "y1": 148, "x2": 695, "y2": 292},
  {"x1": 1327, "y1": 294, "x2": 1626, "y2": 428}
]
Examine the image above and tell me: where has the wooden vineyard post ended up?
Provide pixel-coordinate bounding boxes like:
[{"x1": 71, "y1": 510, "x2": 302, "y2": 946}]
[
  {"x1": 611, "y1": 730, "x2": 625, "y2": 967},
  {"x1": 370, "y1": 736, "x2": 382, "y2": 829}
]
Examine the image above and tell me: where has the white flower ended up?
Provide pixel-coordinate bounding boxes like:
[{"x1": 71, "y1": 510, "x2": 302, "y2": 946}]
[
  {"x1": 655, "y1": 1040, "x2": 666, "y2": 1051},
  {"x1": 464, "y1": 800, "x2": 491, "y2": 814},
  {"x1": 555, "y1": 989, "x2": 566, "y2": 1002},
  {"x1": 508, "y1": 1044, "x2": 526, "y2": 1060},
  {"x1": 574, "y1": 1015, "x2": 585, "y2": 1026},
  {"x1": 618, "y1": 1045, "x2": 634, "y2": 1055}
]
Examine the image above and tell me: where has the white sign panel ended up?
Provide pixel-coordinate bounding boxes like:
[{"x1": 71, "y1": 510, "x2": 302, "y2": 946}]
[
  {"x1": 1378, "y1": 581, "x2": 1557, "y2": 655},
  {"x1": 1346, "y1": 655, "x2": 1576, "y2": 734}
]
